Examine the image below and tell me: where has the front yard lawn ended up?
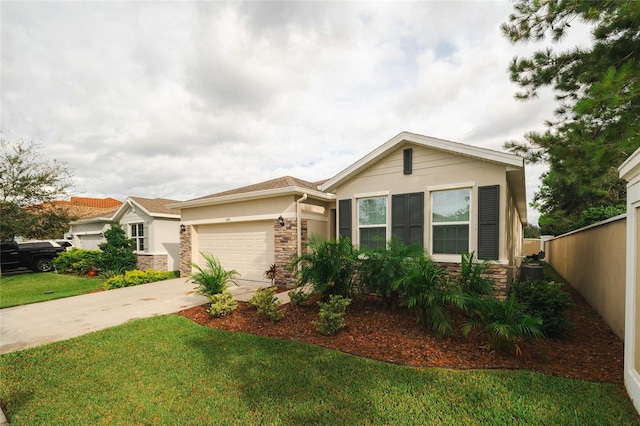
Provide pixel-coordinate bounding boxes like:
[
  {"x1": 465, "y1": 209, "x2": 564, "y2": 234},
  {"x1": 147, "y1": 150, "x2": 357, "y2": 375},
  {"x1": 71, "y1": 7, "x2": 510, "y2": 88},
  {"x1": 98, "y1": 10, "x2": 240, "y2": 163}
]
[
  {"x1": 0, "y1": 272, "x2": 104, "y2": 308},
  {"x1": 1, "y1": 315, "x2": 638, "y2": 425}
]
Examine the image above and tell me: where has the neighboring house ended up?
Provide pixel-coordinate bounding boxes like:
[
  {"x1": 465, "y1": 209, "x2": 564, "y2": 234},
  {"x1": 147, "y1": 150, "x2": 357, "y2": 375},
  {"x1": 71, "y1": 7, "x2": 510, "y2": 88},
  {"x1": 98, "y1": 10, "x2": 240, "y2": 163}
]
[
  {"x1": 68, "y1": 208, "x2": 120, "y2": 250},
  {"x1": 55, "y1": 196, "x2": 123, "y2": 219},
  {"x1": 173, "y1": 131, "x2": 527, "y2": 293},
  {"x1": 69, "y1": 197, "x2": 182, "y2": 272}
]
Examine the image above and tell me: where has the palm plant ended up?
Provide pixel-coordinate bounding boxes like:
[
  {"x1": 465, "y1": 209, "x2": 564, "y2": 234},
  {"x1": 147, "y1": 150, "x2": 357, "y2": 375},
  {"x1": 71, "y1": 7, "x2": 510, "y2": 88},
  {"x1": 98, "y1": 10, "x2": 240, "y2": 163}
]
[
  {"x1": 458, "y1": 251, "x2": 493, "y2": 297},
  {"x1": 462, "y1": 293, "x2": 543, "y2": 355},
  {"x1": 291, "y1": 236, "x2": 360, "y2": 297},
  {"x1": 360, "y1": 237, "x2": 423, "y2": 309},
  {"x1": 395, "y1": 254, "x2": 467, "y2": 337},
  {"x1": 189, "y1": 251, "x2": 239, "y2": 298}
]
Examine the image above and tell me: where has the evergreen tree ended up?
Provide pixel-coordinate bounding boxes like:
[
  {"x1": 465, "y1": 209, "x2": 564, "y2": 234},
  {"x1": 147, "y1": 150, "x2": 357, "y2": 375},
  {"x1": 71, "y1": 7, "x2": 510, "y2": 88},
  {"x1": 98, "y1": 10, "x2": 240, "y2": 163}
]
[
  {"x1": 502, "y1": 0, "x2": 640, "y2": 234},
  {"x1": 97, "y1": 222, "x2": 137, "y2": 273}
]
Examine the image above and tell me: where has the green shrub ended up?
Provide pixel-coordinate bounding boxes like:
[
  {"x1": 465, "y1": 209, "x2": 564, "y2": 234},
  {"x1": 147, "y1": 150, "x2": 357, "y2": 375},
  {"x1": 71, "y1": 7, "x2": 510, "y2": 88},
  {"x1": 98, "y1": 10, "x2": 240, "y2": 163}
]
[
  {"x1": 292, "y1": 236, "x2": 361, "y2": 297},
  {"x1": 313, "y1": 294, "x2": 352, "y2": 335},
  {"x1": 53, "y1": 248, "x2": 101, "y2": 274},
  {"x1": 207, "y1": 290, "x2": 238, "y2": 318},
  {"x1": 97, "y1": 222, "x2": 137, "y2": 273},
  {"x1": 462, "y1": 293, "x2": 544, "y2": 355},
  {"x1": 103, "y1": 269, "x2": 174, "y2": 290},
  {"x1": 288, "y1": 288, "x2": 312, "y2": 306},
  {"x1": 189, "y1": 252, "x2": 239, "y2": 297},
  {"x1": 249, "y1": 287, "x2": 284, "y2": 321},
  {"x1": 395, "y1": 254, "x2": 466, "y2": 338},
  {"x1": 512, "y1": 279, "x2": 574, "y2": 337}
]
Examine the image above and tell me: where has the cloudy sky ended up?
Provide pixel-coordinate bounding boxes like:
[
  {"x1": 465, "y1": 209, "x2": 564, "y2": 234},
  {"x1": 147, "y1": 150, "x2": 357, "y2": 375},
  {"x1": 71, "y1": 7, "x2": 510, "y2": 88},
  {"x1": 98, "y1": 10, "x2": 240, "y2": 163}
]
[{"x1": 1, "y1": 1, "x2": 591, "y2": 225}]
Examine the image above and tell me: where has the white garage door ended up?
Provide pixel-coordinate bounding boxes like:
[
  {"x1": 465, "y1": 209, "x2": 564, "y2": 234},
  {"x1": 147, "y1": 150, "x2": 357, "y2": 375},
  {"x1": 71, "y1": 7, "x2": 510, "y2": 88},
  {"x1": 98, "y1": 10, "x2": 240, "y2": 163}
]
[
  {"x1": 197, "y1": 222, "x2": 274, "y2": 283},
  {"x1": 79, "y1": 235, "x2": 103, "y2": 251}
]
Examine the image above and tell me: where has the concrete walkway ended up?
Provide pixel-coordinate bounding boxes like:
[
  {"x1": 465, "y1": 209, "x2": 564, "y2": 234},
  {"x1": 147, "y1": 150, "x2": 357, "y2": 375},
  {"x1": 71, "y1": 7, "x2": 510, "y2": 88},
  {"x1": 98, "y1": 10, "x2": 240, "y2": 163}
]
[{"x1": 0, "y1": 277, "x2": 283, "y2": 355}]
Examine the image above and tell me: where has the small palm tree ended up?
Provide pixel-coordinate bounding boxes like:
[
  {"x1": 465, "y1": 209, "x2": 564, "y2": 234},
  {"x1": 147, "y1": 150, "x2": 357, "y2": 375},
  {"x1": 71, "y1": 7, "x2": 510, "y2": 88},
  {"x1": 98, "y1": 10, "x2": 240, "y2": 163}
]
[
  {"x1": 394, "y1": 254, "x2": 467, "y2": 338},
  {"x1": 189, "y1": 251, "x2": 239, "y2": 298},
  {"x1": 458, "y1": 251, "x2": 493, "y2": 297},
  {"x1": 291, "y1": 236, "x2": 360, "y2": 297},
  {"x1": 462, "y1": 293, "x2": 543, "y2": 355},
  {"x1": 360, "y1": 237, "x2": 423, "y2": 309}
]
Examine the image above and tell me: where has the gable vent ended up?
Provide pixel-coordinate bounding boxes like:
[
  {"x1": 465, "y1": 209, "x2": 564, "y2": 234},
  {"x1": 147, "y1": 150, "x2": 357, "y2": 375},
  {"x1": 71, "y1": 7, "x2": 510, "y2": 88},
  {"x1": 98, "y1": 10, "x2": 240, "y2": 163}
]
[{"x1": 403, "y1": 148, "x2": 413, "y2": 175}]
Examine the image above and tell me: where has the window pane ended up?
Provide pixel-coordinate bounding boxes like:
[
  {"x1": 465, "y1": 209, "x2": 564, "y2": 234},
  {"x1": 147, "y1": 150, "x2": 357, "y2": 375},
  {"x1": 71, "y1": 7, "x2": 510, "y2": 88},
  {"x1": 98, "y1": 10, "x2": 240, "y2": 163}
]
[
  {"x1": 433, "y1": 189, "x2": 470, "y2": 222},
  {"x1": 131, "y1": 225, "x2": 137, "y2": 237},
  {"x1": 138, "y1": 224, "x2": 144, "y2": 237},
  {"x1": 139, "y1": 238, "x2": 144, "y2": 251},
  {"x1": 360, "y1": 227, "x2": 386, "y2": 250},
  {"x1": 432, "y1": 225, "x2": 469, "y2": 254},
  {"x1": 359, "y1": 198, "x2": 386, "y2": 225}
]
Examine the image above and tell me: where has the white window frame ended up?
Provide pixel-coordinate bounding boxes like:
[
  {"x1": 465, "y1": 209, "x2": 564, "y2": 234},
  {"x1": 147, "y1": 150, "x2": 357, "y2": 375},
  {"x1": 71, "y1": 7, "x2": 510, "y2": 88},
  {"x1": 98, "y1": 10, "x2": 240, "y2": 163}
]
[
  {"x1": 356, "y1": 192, "x2": 389, "y2": 249},
  {"x1": 429, "y1": 185, "x2": 472, "y2": 262},
  {"x1": 130, "y1": 222, "x2": 145, "y2": 252}
]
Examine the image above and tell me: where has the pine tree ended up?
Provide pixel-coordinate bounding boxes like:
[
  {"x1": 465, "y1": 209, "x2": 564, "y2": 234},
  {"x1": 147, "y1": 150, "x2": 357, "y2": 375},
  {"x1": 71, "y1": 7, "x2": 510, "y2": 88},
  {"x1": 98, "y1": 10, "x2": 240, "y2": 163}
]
[{"x1": 502, "y1": 0, "x2": 640, "y2": 234}]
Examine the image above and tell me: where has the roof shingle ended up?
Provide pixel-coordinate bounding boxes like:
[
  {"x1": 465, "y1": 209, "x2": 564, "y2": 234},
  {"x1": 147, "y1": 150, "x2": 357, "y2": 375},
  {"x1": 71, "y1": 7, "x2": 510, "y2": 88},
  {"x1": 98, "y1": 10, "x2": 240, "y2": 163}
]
[
  {"x1": 129, "y1": 197, "x2": 182, "y2": 215},
  {"x1": 191, "y1": 176, "x2": 327, "y2": 201}
]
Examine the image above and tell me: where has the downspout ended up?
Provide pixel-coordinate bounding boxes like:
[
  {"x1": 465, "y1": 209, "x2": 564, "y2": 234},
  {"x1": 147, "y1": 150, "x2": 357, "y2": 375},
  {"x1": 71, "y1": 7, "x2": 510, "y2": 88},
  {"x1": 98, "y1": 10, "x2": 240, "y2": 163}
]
[{"x1": 296, "y1": 193, "x2": 308, "y2": 257}]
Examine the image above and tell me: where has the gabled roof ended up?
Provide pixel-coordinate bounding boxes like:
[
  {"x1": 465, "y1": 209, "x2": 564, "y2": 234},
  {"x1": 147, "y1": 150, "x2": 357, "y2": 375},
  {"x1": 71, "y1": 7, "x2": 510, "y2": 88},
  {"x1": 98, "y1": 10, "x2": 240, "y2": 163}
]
[
  {"x1": 319, "y1": 131, "x2": 527, "y2": 223},
  {"x1": 170, "y1": 176, "x2": 333, "y2": 209},
  {"x1": 114, "y1": 197, "x2": 182, "y2": 220},
  {"x1": 320, "y1": 131, "x2": 524, "y2": 192}
]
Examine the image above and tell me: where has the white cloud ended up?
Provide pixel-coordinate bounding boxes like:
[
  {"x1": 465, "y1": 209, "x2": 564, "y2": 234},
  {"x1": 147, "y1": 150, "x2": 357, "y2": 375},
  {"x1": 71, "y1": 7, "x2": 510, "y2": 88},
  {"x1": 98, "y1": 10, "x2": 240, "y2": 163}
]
[{"x1": 1, "y1": 0, "x2": 592, "y2": 226}]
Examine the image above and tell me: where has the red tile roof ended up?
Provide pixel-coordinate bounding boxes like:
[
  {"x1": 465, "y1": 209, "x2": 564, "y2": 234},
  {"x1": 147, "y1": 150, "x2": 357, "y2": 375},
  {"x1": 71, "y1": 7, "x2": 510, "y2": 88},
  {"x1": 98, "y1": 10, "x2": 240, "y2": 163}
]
[{"x1": 55, "y1": 197, "x2": 122, "y2": 209}]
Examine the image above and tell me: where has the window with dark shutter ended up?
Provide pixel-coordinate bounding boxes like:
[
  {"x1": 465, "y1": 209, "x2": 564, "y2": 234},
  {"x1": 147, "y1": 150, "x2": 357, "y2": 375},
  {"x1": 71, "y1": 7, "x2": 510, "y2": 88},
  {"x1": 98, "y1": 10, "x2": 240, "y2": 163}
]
[
  {"x1": 403, "y1": 148, "x2": 413, "y2": 175},
  {"x1": 477, "y1": 185, "x2": 499, "y2": 260},
  {"x1": 338, "y1": 199, "x2": 352, "y2": 240},
  {"x1": 392, "y1": 192, "x2": 424, "y2": 246}
]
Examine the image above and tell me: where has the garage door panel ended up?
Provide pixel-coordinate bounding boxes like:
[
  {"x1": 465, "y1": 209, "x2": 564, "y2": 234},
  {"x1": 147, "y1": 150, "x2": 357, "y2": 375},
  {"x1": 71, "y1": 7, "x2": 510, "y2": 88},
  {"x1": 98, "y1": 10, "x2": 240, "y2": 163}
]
[{"x1": 197, "y1": 222, "x2": 274, "y2": 283}]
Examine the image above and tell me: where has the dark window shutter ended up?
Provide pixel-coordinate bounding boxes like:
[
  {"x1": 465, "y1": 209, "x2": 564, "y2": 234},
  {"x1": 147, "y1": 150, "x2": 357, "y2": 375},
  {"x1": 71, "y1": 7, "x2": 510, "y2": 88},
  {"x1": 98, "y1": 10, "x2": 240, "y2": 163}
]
[
  {"x1": 392, "y1": 192, "x2": 423, "y2": 246},
  {"x1": 407, "y1": 192, "x2": 424, "y2": 245},
  {"x1": 338, "y1": 199, "x2": 352, "y2": 240},
  {"x1": 477, "y1": 185, "x2": 499, "y2": 260},
  {"x1": 391, "y1": 194, "x2": 407, "y2": 241},
  {"x1": 403, "y1": 148, "x2": 413, "y2": 175}
]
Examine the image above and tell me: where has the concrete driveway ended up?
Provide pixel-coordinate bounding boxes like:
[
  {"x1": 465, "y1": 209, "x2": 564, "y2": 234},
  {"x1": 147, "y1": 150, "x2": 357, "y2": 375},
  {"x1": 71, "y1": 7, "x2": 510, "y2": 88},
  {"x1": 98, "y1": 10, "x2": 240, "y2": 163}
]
[{"x1": 0, "y1": 277, "x2": 265, "y2": 355}]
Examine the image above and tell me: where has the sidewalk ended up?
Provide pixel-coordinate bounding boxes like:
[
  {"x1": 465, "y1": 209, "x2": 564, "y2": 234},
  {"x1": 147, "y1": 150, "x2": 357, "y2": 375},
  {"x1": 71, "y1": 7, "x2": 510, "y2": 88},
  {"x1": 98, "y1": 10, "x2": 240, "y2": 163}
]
[{"x1": 0, "y1": 278, "x2": 283, "y2": 355}]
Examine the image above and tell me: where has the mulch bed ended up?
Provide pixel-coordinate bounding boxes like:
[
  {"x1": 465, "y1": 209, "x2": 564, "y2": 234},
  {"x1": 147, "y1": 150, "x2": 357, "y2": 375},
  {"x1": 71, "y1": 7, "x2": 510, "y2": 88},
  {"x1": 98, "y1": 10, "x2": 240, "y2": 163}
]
[{"x1": 178, "y1": 285, "x2": 624, "y2": 387}]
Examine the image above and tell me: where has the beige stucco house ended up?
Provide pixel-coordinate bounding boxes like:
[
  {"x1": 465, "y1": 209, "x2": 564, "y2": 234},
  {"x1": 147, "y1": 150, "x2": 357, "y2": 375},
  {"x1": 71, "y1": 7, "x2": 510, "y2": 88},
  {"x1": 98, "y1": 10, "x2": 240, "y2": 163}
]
[
  {"x1": 172, "y1": 131, "x2": 528, "y2": 292},
  {"x1": 172, "y1": 177, "x2": 335, "y2": 286},
  {"x1": 69, "y1": 196, "x2": 182, "y2": 271}
]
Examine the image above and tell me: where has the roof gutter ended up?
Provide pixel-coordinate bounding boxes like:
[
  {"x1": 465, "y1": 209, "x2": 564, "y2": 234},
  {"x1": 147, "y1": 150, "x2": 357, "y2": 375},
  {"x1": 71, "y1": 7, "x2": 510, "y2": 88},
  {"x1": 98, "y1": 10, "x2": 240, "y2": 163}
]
[{"x1": 168, "y1": 186, "x2": 334, "y2": 210}]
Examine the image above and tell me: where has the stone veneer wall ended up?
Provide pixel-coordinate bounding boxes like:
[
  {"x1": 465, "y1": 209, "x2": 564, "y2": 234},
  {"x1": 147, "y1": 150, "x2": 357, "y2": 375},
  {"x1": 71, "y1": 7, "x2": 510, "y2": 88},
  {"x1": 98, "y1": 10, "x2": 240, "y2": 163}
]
[
  {"x1": 441, "y1": 261, "x2": 510, "y2": 298},
  {"x1": 179, "y1": 225, "x2": 192, "y2": 278},
  {"x1": 137, "y1": 254, "x2": 169, "y2": 271},
  {"x1": 274, "y1": 218, "x2": 307, "y2": 288}
]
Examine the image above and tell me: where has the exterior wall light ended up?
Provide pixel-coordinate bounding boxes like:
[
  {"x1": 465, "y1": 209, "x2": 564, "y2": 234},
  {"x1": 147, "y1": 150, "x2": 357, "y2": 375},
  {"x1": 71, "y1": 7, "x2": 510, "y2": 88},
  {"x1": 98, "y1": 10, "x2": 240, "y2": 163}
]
[
  {"x1": 180, "y1": 224, "x2": 186, "y2": 233},
  {"x1": 277, "y1": 216, "x2": 285, "y2": 227}
]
